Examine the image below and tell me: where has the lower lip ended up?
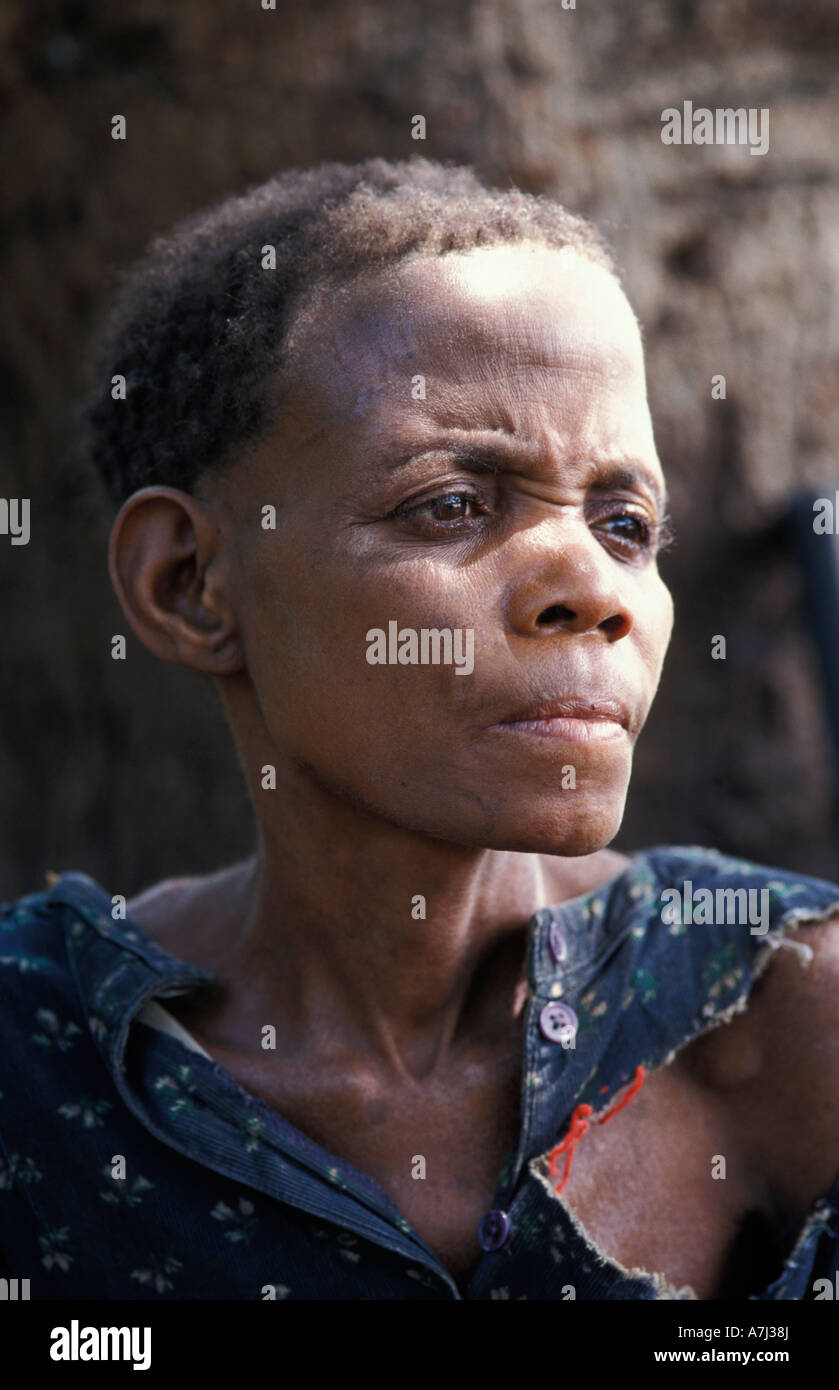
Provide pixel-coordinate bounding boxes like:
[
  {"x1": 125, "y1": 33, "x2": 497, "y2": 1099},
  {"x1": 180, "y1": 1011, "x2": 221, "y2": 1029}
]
[{"x1": 492, "y1": 717, "x2": 626, "y2": 742}]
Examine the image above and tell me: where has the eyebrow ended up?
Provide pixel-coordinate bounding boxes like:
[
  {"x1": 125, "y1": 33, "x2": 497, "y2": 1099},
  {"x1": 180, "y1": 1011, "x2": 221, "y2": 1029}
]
[{"x1": 383, "y1": 442, "x2": 669, "y2": 515}]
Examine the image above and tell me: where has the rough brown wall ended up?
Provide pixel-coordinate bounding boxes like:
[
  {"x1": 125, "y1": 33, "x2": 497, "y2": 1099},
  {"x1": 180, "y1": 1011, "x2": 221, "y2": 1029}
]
[{"x1": 2, "y1": 0, "x2": 838, "y2": 900}]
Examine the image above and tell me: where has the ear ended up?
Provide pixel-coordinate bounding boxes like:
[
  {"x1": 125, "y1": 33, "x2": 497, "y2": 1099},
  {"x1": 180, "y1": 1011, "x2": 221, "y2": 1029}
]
[{"x1": 107, "y1": 486, "x2": 244, "y2": 675}]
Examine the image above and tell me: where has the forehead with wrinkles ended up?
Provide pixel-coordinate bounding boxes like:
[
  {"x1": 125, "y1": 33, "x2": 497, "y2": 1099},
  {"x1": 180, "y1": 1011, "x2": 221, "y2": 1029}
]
[{"x1": 281, "y1": 244, "x2": 647, "y2": 430}]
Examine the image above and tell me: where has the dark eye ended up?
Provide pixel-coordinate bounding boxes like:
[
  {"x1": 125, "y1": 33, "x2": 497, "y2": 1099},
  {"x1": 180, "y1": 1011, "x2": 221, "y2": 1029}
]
[
  {"x1": 602, "y1": 512, "x2": 653, "y2": 547},
  {"x1": 593, "y1": 508, "x2": 676, "y2": 559},
  {"x1": 398, "y1": 491, "x2": 480, "y2": 525}
]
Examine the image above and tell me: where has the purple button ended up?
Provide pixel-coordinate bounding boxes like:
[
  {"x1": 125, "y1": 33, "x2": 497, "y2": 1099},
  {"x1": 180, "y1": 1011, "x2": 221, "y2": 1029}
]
[
  {"x1": 548, "y1": 919, "x2": 568, "y2": 964},
  {"x1": 478, "y1": 1209, "x2": 511, "y2": 1251},
  {"x1": 538, "y1": 1001, "x2": 578, "y2": 1046}
]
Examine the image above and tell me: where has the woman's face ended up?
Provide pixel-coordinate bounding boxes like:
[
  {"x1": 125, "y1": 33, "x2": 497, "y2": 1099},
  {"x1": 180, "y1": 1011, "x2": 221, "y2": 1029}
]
[{"x1": 211, "y1": 241, "x2": 674, "y2": 855}]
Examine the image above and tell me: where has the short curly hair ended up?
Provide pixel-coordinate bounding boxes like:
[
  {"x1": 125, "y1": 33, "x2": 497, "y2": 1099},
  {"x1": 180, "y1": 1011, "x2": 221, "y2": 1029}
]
[{"x1": 84, "y1": 156, "x2": 617, "y2": 508}]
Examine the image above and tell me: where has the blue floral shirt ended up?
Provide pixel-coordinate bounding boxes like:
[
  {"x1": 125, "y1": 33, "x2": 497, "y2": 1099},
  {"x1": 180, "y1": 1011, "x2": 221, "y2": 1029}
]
[{"x1": 2, "y1": 845, "x2": 839, "y2": 1301}]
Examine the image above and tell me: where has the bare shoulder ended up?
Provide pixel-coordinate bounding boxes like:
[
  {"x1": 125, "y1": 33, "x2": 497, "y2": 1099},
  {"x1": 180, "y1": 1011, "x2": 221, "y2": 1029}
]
[
  {"x1": 747, "y1": 914, "x2": 839, "y2": 1082},
  {"x1": 127, "y1": 858, "x2": 255, "y2": 965},
  {"x1": 693, "y1": 914, "x2": 839, "y2": 1215}
]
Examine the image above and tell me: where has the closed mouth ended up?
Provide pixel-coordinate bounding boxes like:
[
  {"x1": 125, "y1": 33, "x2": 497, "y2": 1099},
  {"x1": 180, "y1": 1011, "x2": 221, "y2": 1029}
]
[{"x1": 494, "y1": 698, "x2": 630, "y2": 729}]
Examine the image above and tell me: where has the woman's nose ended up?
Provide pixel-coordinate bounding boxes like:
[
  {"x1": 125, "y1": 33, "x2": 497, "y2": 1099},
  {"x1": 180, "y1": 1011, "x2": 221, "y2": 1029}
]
[{"x1": 505, "y1": 533, "x2": 633, "y2": 641}]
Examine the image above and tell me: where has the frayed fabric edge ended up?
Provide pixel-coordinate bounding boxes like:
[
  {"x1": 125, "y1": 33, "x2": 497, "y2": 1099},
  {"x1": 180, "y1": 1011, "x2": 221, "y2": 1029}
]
[
  {"x1": 665, "y1": 896, "x2": 839, "y2": 1055},
  {"x1": 752, "y1": 898, "x2": 839, "y2": 979},
  {"x1": 530, "y1": 1160, "x2": 698, "y2": 1300},
  {"x1": 526, "y1": 895, "x2": 839, "y2": 1301}
]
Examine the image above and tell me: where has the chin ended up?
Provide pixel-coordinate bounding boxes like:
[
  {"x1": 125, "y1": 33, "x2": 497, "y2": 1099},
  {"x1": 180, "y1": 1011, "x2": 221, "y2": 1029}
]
[
  {"x1": 492, "y1": 827, "x2": 623, "y2": 858},
  {"x1": 439, "y1": 793, "x2": 629, "y2": 857},
  {"x1": 522, "y1": 794, "x2": 627, "y2": 856}
]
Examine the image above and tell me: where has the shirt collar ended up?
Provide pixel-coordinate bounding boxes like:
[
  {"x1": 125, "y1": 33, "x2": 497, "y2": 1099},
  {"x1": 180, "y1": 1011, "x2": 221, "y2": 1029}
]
[{"x1": 45, "y1": 871, "x2": 216, "y2": 1079}]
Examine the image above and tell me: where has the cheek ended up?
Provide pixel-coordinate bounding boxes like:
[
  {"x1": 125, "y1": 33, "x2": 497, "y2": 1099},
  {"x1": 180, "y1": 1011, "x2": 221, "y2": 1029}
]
[
  {"x1": 638, "y1": 574, "x2": 674, "y2": 685},
  {"x1": 654, "y1": 575, "x2": 675, "y2": 649},
  {"x1": 236, "y1": 543, "x2": 476, "y2": 749}
]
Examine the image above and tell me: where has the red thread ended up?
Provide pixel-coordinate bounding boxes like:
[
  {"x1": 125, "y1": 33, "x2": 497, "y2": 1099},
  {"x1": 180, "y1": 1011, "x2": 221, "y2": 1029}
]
[{"x1": 547, "y1": 1065, "x2": 646, "y2": 1195}]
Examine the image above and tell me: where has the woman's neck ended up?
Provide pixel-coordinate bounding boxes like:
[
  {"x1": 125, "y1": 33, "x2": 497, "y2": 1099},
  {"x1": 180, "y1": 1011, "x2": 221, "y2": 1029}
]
[{"x1": 146, "y1": 684, "x2": 628, "y2": 1074}]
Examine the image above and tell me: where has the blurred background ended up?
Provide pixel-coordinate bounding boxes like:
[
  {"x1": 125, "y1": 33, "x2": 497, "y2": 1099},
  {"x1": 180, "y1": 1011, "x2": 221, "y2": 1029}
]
[{"x1": 2, "y1": 0, "x2": 839, "y2": 901}]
